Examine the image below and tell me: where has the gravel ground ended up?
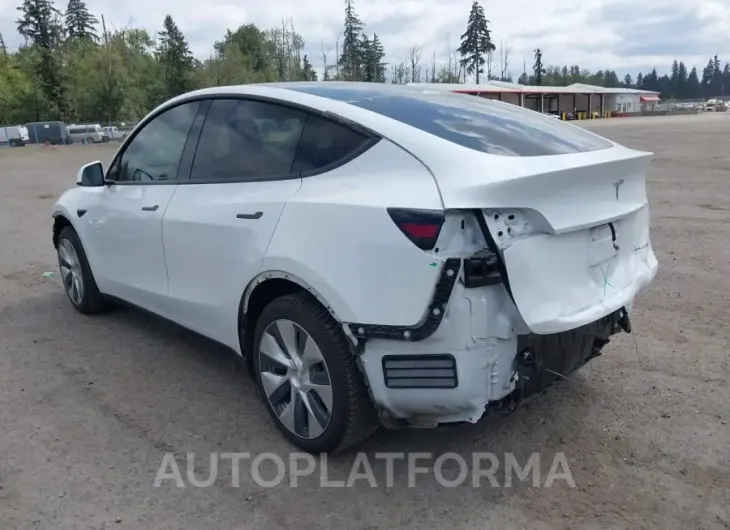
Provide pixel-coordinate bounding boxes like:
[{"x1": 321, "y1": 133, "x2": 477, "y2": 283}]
[{"x1": 1, "y1": 113, "x2": 728, "y2": 529}]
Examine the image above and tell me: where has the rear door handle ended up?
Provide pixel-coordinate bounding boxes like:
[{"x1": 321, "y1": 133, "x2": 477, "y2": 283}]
[
  {"x1": 236, "y1": 212, "x2": 263, "y2": 220},
  {"x1": 141, "y1": 205, "x2": 159, "y2": 212}
]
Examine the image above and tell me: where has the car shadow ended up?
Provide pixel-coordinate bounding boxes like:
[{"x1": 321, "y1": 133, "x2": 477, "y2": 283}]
[{"x1": 1, "y1": 290, "x2": 604, "y2": 501}]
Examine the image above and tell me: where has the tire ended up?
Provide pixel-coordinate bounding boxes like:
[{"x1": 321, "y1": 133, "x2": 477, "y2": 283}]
[
  {"x1": 56, "y1": 226, "x2": 110, "y2": 314},
  {"x1": 252, "y1": 292, "x2": 379, "y2": 454}
]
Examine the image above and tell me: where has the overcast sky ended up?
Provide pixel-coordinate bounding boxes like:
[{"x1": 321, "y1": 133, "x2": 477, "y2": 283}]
[{"x1": 1, "y1": 0, "x2": 729, "y2": 79}]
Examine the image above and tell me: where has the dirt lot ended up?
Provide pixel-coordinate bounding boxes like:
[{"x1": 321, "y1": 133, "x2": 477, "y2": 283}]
[{"x1": 1, "y1": 113, "x2": 729, "y2": 529}]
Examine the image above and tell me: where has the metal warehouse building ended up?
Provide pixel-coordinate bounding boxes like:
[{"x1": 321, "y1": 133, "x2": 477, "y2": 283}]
[{"x1": 408, "y1": 81, "x2": 661, "y2": 118}]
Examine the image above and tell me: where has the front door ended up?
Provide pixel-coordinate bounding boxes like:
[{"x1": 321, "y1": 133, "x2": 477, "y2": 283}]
[{"x1": 87, "y1": 100, "x2": 202, "y2": 312}]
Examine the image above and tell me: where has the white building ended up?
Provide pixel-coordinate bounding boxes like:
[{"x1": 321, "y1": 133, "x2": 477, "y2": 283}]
[{"x1": 407, "y1": 81, "x2": 661, "y2": 116}]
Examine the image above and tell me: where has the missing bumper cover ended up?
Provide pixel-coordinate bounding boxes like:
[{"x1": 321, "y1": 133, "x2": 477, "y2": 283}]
[{"x1": 347, "y1": 258, "x2": 460, "y2": 342}]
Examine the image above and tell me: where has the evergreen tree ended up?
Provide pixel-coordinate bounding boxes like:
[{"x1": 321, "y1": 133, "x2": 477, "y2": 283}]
[
  {"x1": 676, "y1": 61, "x2": 687, "y2": 98},
  {"x1": 300, "y1": 55, "x2": 316, "y2": 81},
  {"x1": 371, "y1": 33, "x2": 386, "y2": 82},
  {"x1": 16, "y1": 0, "x2": 62, "y2": 48},
  {"x1": 357, "y1": 33, "x2": 385, "y2": 82},
  {"x1": 635, "y1": 72, "x2": 643, "y2": 88},
  {"x1": 339, "y1": 0, "x2": 363, "y2": 81},
  {"x1": 156, "y1": 15, "x2": 193, "y2": 99},
  {"x1": 686, "y1": 67, "x2": 700, "y2": 99},
  {"x1": 457, "y1": 0, "x2": 495, "y2": 84},
  {"x1": 532, "y1": 48, "x2": 545, "y2": 85},
  {"x1": 65, "y1": 0, "x2": 98, "y2": 42},
  {"x1": 623, "y1": 73, "x2": 632, "y2": 87},
  {"x1": 669, "y1": 60, "x2": 679, "y2": 96},
  {"x1": 359, "y1": 34, "x2": 371, "y2": 81},
  {"x1": 16, "y1": 0, "x2": 68, "y2": 117}
]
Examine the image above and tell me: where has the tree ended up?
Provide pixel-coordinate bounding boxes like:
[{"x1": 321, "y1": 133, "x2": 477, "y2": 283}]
[
  {"x1": 320, "y1": 41, "x2": 331, "y2": 80},
  {"x1": 457, "y1": 0, "x2": 495, "y2": 84},
  {"x1": 360, "y1": 33, "x2": 385, "y2": 82},
  {"x1": 532, "y1": 48, "x2": 545, "y2": 85},
  {"x1": 16, "y1": 0, "x2": 63, "y2": 48},
  {"x1": 16, "y1": 0, "x2": 68, "y2": 117},
  {"x1": 339, "y1": 0, "x2": 363, "y2": 80},
  {"x1": 370, "y1": 33, "x2": 386, "y2": 82},
  {"x1": 408, "y1": 44, "x2": 422, "y2": 83},
  {"x1": 686, "y1": 67, "x2": 700, "y2": 99},
  {"x1": 156, "y1": 15, "x2": 193, "y2": 100},
  {"x1": 300, "y1": 54, "x2": 316, "y2": 81},
  {"x1": 623, "y1": 73, "x2": 632, "y2": 87},
  {"x1": 65, "y1": 0, "x2": 98, "y2": 42},
  {"x1": 498, "y1": 40, "x2": 511, "y2": 81}
]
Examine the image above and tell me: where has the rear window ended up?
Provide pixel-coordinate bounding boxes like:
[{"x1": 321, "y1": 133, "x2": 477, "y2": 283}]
[{"x1": 281, "y1": 84, "x2": 613, "y2": 156}]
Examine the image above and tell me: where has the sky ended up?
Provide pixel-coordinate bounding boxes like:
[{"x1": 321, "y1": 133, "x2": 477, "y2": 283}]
[{"x1": 1, "y1": 0, "x2": 729, "y2": 80}]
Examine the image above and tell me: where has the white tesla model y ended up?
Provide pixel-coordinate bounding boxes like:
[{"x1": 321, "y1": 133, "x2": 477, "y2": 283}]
[{"x1": 52, "y1": 82, "x2": 658, "y2": 453}]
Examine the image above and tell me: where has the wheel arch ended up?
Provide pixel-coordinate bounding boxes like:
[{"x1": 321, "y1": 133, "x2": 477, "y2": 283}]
[
  {"x1": 238, "y1": 271, "x2": 351, "y2": 362},
  {"x1": 52, "y1": 211, "x2": 74, "y2": 248}
]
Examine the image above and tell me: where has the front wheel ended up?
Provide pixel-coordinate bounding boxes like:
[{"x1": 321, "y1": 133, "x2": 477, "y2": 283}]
[
  {"x1": 252, "y1": 293, "x2": 378, "y2": 453},
  {"x1": 56, "y1": 226, "x2": 110, "y2": 314}
]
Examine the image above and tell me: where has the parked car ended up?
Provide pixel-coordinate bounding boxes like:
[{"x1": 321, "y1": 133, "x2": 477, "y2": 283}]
[
  {"x1": 0, "y1": 125, "x2": 27, "y2": 146},
  {"x1": 51, "y1": 82, "x2": 659, "y2": 453},
  {"x1": 101, "y1": 126, "x2": 124, "y2": 141},
  {"x1": 67, "y1": 124, "x2": 105, "y2": 143},
  {"x1": 26, "y1": 121, "x2": 69, "y2": 145}
]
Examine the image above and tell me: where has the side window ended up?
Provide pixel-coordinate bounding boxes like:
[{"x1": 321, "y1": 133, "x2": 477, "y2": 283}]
[
  {"x1": 190, "y1": 99, "x2": 306, "y2": 181},
  {"x1": 107, "y1": 101, "x2": 200, "y2": 183},
  {"x1": 291, "y1": 114, "x2": 369, "y2": 174}
]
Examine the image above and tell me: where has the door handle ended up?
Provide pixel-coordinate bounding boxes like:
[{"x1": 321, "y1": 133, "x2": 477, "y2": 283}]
[
  {"x1": 141, "y1": 205, "x2": 159, "y2": 212},
  {"x1": 236, "y1": 212, "x2": 263, "y2": 220}
]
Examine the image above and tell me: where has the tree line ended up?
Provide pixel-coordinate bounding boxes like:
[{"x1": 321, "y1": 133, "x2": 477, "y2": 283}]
[
  {"x1": 0, "y1": 0, "x2": 726, "y2": 125},
  {"x1": 522, "y1": 49, "x2": 730, "y2": 101}
]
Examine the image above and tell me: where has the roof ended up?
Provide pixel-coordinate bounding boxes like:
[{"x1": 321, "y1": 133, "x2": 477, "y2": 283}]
[{"x1": 407, "y1": 81, "x2": 660, "y2": 96}]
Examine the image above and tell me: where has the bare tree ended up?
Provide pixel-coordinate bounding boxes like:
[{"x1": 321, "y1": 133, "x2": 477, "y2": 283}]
[
  {"x1": 499, "y1": 39, "x2": 512, "y2": 81},
  {"x1": 321, "y1": 41, "x2": 331, "y2": 80},
  {"x1": 486, "y1": 50, "x2": 493, "y2": 80},
  {"x1": 408, "y1": 44, "x2": 423, "y2": 83},
  {"x1": 334, "y1": 34, "x2": 341, "y2": 80},
  {"x1": 430, "y1": 52, "x2": 436, "y2": 83},
  {"x1": 391, "y1": 62, "x2": 408, "y2": 84}
]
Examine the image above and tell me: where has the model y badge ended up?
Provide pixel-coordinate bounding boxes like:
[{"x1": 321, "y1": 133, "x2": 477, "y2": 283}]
[{"x1": 613, "y1": 179, "x2": 625, "y2": 201}]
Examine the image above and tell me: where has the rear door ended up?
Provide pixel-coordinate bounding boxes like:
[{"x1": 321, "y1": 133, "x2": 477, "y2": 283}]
[
  {"x1": 161, "y1": 98, "x2": 306, "y2": 348},
  {"x1": 162, "y1": 98, "x2": 373, "y2": 349}
]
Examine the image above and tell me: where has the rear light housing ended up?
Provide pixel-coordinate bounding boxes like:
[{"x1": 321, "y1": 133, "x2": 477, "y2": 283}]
[{"x1": 387, "y1": 208, "x2": 445, "y2": 251}]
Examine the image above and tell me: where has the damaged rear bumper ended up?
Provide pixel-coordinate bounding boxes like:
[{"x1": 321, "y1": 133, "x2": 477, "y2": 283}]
[{"x1": 357, "y1": 307, "x2": 630, "y2": 427}]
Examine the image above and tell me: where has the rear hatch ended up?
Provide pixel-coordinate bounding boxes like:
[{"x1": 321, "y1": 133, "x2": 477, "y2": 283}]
[{"x1": 432, "y1": 146, "x2": 658, "y2": 334}]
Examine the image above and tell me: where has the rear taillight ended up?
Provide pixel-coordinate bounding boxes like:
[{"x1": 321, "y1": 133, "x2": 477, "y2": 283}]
[{"x1": 387, "y1": 208, "x2": 445, "y2": 251}]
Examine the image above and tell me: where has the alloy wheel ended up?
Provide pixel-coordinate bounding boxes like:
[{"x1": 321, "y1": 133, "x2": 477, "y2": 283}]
[
  {"x1": 58, "y1": 239, "x2": 84, "y2": 306},
  {"x1": 258, "y1": 319, "x2": 333, "y2": 439}
]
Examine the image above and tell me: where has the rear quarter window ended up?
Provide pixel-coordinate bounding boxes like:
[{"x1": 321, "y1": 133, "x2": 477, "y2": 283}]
[
  {"x1": 282, "y1": 85, "x2": 613, "y2": 157},
  {"x1": 291, "y1": 114, "x2": 370, "y2": 173}
]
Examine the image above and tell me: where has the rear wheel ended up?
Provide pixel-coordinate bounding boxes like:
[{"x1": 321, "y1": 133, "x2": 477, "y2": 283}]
[
  {"x1": 57, "y1": 226, "x2": 110, "y2": 314},
  {"x1": 252, "y1": 293, "x2": 378, "y2": 453}
]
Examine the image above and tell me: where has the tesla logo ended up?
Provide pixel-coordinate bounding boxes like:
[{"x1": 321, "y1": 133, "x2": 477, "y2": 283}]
[{"x1": 613, "y1": 179, "x2": 625, "y2": 201}]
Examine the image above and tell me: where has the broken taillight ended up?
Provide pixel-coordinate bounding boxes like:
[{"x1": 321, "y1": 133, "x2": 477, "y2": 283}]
[{"x1": 387, "y1": 208, "x2": 445, "y2": 251}]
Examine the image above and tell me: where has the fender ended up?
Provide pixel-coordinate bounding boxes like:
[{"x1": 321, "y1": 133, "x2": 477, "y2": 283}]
[
  {"x1": 242, "y1": 270, "x2": 348, "y2": 323},
  {"x1": 51, "y1": 197, "x2": 102, "y2": 279}
]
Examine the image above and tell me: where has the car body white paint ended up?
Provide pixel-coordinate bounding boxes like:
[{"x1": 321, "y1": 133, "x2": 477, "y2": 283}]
[{"x1": 53, "y1": 82, "x2": 659, "y2": 428}]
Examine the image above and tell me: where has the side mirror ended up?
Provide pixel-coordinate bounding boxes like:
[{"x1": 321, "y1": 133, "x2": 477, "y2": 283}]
[{"x1": 76, "y1": 161, "x2": 105, "y2": 187}]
